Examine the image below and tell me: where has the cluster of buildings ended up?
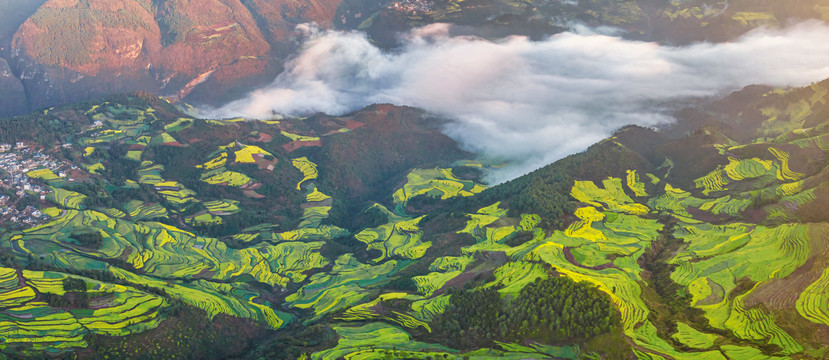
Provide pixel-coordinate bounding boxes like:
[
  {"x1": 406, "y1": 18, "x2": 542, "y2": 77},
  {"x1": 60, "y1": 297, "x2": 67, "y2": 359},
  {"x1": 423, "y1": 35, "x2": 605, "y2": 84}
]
[
  {"x1": 388, "y1": 0, "x2": 435, "y2": 14},
  {"x1": 0, "y1": 195, "x2": 43, "y2": 225},
  {"x1": 0, "y1": 142, "x2": 75, "y2": 225}
]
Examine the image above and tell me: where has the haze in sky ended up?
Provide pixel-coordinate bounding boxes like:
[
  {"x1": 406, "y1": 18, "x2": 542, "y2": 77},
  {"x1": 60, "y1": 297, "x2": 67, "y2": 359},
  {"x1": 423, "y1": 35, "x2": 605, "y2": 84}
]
[{"x1": 209, "y1": 20, "x2": 829, "y2": 182}]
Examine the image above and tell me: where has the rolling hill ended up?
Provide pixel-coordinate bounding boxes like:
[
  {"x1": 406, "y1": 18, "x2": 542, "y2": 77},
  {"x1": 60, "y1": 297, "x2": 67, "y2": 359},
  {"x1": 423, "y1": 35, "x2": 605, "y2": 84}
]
[{"x1": 0, "y1": 73, "x2": 828, "y2": 358}]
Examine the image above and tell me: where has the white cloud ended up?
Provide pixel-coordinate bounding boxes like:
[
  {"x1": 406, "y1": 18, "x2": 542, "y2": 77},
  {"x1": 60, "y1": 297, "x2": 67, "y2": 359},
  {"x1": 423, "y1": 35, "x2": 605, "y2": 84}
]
[{"x1": 207, "y1": 20, "x2": 829, "y2": 183}]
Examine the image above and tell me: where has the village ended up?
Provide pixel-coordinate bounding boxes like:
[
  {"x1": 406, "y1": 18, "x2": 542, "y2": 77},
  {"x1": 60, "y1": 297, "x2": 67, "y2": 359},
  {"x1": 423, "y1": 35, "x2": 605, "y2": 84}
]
[
  {"x1": 387, "y1": 0, "x2": 435, "y2": 14},
  {"x1": 0, "y1": 141, "x2": 77, "y2": 225}
]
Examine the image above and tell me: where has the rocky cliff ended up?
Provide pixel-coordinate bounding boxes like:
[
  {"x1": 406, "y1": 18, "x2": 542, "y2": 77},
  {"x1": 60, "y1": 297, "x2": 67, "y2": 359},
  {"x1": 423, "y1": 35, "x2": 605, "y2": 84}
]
[{"x1": 3, "y1": 0, "x2": 343, "y2": 116}]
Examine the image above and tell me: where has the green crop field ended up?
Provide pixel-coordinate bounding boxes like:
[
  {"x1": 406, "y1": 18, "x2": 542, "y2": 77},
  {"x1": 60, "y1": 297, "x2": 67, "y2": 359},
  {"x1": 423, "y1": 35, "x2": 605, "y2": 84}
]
[
  {"x1": 286, "y1": 254, "x2": 398, "y2": 321},
  {"x1": 796, "y1": 268, "x2": 829, "y2": 326},
  {"x1": 354, "y1": 214, "x2": 430, "y2": 262},
  {"x1": 26, "y1": 168, "x2": 61, "y2": 182},
  {"x1": 231, "y1": 143, "x2": 271, "y2": 163},
  {"x1": 124, "y1": 200, "x2": 169, "y2": 220},
  {"x1": 47, "y1": 187, "x2": 87, "y2": 210},
  {"x1": 186, "y1": 213, "x2": 223, "y2": 226},
  {"x1": 154, "y1": 181, "x2": 198, "y2": 207},
  {"x1": 487, "y1": 261, "x2": 547, "y2": 296},
  {"x1": 336, "y1": 292, "x2": 412, "y2": 321},
  {"x1": 109, "y1": 268, "x2": 286, "y2": 329},
  {"x1": 0, "y1": 268, "x2": 168, "y2": 353},
  {"x1": 200, "y1": 169, "x2": 254, "y2": 187},
  {"x1": 268, "y1": 225, "x2": 350, "y2": 242},
  {"x1": 310, "y1": 322, "x2": 581, "y2": 360},
  {"x1": 281, "y1": 131, "x2": 320, "y2": 142},
  {"x1": 723, "y1": 157, "x2": 774, "y2": 181},
  {"x1": 203, "y1": 199, "x2": 241, "y2": 215},
  {"x1": 571, "y1": 178, "x2": 649, "y2": 215},
  {"x1": 298, "y1": 206, "x2": 332, "y2": 229},
  {"x1": 626, "y1": 169, "x2": 648, "y2": 197},
  {"x1": 392, "y1": 167, "x2": 486, "y2": 206},
  {"x1": 292, "y1": 157, "x2": 318, "y2": 190},
  {"x1": 454, "y1": 203, "x2": 520, "y2": 254},
  {"x1": 335, "y1": 292, "x2": 431, "y2": 331},
  {"x1": 164, "y1": 118, "x2": 193, "y2": 132},
  {"x1": 137, "y1": 163, "x2": 165, "y2": 185},
  {"x1": 672, "y1": 322, "x2": 718, "y2": 349},
  {"x1": 413, "y1": 270, "x2": 461, "y2": 297},
  {"x1": 149, "y1": 132, "x2": 179, "y2": 145}
]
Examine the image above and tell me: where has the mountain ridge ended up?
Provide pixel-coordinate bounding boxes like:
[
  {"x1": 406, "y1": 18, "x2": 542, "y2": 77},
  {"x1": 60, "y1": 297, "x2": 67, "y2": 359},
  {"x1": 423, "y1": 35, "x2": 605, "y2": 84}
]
[{"x1": 3, "y1": 0, "x2": 829, "y2": 117}]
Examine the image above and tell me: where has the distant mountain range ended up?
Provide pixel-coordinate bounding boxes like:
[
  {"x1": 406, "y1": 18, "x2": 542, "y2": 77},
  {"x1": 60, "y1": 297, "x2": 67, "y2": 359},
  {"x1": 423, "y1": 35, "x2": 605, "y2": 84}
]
[{"x1": 2, "y1": 0, "x2": 829, "y2": 117}]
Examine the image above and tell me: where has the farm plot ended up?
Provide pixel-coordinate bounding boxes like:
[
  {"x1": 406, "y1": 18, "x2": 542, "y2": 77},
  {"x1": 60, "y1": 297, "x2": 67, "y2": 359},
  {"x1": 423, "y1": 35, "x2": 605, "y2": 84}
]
[
  {"x1": 0, "y1": 269, "x2": 168, "y2": 353},
  {"x1": 570, "y1": 177, "x2": 649, "y2": 215},
  {"x1": 200, "y1": 168, "x2": 254, "y2": 187},
  {"x1": 311, "y1": 322, "x2": 580, "y2": 360},
  {"x1": 46, "y1": 187, "x2": 87, "y2": 210},
  {"x1": 153, "y1": 181, "x2": 198, "y2": 208},
  {"x1": 669, "y1": 223, "x2": 812, "y2": 355},
  {"x1": 203, "y1": 199, "x2": 241, "y2": 215},
  {"x1": 392, "y1": 168, "x2": 486, "y2": 206},
  {"x1": 292, "y1": 157, "x2": 318, "y2": 191},
  {"x1": 286, "y1": 254, "x2": 399, "y2": 321},
  {"x1": 354, "y1": 214, "x2": 430, "y2": 262}
]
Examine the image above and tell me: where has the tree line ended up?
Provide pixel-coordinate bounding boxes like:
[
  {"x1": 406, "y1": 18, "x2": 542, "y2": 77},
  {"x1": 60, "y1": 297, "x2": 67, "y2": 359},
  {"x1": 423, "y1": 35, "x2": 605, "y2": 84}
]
[{"x1": 428, "y1": 274, "x2": 621, "y2": 349}]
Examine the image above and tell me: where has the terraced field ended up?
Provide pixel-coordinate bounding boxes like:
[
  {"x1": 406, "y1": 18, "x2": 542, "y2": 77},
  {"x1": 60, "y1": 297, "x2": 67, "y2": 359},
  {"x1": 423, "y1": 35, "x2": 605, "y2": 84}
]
[
  {"x1": 137, "y1": 163, "x2": 165, "y2": 185},
  {"x1": 335, "y1": 292, "x2": 431, "y2": 332},
  {"x1": 26, "y1": 168, "x2": 61, "y2": 182},
  {"x1": 0, "y1": 268, "x2": 167, "y2": 354},
  {"x1": 200, "y1": 169, "x2": 254, "y2": 187},
  {"x1": 571, "y1": 178, "x2": 649, "y2": 215},
  {"x1": 203, "y1": 199, "x2": 241, "y2": 215},
  {"x1": 47, "y1": 187, "x2": 87, "y2": 210},
  {"x1": 354, "y1": 214, "x2": 430, "y2": 262},
  {"x1": 4, "y1": 90, "x2": 829, "y2": 359},
  {"x1": 281, "y1": 131, "x2": 320, "y2": 142},
  {"x1": 487, "y1": 260, "x2": 547, "y2": 296},
  {"x1": 229, "y1": 143, "x2": 272, "y2": 164},
  {"x1": 797, "y1": 268, "x2": 829, "y2": 326},
  {"x1": 292, "y1": 157, "x2": 318, "y2": 191},
  {"x1": 154, "y1": 181, "x2": 198, "y2": 208},
  {"x1": 468, "y1": 167, "x2": 829, "y2": 359},
  {"x1": 672, "y1": 322, "x2": 718, "y2": 349},
  {"x1": 124, "y1": 201, "x2": 169, "y2": 220},
  {"x1": 649, "y1": 184, "x2": 750, "y2": 221},
  {"x1": 310, "y1": 322, "x2": 580, "y2": 360},
  {"x1": 392, "y1": 167, "x2": 486, "y2": 208},
  {"x1": 1, "y1": 204, "x2": 331, "y2": 333},
  {"x1": 286, "y1": 254, "x2": 399, "y2": 321}
]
